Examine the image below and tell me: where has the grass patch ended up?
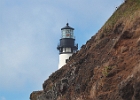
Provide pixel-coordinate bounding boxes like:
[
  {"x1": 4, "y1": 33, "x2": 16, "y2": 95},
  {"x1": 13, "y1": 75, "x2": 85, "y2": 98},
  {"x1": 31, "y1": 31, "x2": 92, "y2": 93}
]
[
  {"x1": 102, "y1": 66, "x2": 112, "y2": 77},
  {"x1": 101, "y1": 0, "x2": 140, "y2": 34}
]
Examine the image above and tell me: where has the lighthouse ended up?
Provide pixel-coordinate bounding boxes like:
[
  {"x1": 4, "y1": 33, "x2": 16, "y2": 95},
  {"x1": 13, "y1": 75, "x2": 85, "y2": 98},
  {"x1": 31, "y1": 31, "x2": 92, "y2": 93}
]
[{"x1": 57, "y1": 23, "x2": 78, "y2": 69}]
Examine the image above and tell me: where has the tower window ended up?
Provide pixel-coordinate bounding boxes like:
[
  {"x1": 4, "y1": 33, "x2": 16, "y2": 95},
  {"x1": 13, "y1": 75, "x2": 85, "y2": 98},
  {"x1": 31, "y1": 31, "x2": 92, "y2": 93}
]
[
  {"x1": 63, "y1": 48, "x2": 71, "y2": 52},
  {"x1": 66, "y1": 48, "x2": 71, "y2": 52},
  {"x1": 63, "y1": 48, "x2": 66, "y2": 52},
  {"x1": 66, "y1": 59, "x2": 69, "y2": 63}
]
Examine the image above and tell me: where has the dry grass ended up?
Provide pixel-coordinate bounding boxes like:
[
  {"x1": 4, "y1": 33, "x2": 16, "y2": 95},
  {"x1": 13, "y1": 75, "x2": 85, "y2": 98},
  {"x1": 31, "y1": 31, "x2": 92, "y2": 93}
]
[
  {"x1": 100, "y1": 0, "x2": 140, "y2": 35},
  {"x1": 133, "y1": 28, "x2": 140, "y2": 38}
]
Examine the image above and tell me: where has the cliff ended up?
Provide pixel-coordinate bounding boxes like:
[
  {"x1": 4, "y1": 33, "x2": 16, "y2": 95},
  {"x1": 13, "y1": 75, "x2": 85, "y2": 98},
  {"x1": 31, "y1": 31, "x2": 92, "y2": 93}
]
[{"x1": 30, "y1": 0, "x2": 140, "y2": 100}]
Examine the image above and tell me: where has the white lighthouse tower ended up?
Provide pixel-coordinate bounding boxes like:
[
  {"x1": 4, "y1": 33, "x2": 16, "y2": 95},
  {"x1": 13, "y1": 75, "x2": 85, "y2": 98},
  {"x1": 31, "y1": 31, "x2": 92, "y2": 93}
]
[{"x1": 57, "y1": 23, "x2": 78, "y2": 69}]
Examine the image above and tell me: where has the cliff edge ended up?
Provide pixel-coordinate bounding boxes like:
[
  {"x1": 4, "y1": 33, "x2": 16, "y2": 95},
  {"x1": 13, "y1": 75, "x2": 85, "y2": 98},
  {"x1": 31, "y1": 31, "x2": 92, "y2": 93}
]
[{"x1": 30, "y1": 0, "x2": 140, "y2": 100}]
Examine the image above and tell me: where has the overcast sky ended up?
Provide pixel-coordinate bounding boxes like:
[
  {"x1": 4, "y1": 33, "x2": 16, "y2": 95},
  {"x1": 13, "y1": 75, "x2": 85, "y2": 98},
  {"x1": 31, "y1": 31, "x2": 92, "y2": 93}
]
[{"x1": 0, "y1": 0, "x2": 123, "y2": 100}]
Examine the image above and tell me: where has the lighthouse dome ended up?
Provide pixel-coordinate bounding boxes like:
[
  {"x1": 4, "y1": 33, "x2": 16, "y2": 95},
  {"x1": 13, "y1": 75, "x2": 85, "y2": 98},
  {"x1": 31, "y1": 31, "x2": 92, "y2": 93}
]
[{"x1": 61, "y1": 23, "x2": 74, "y2": 30}]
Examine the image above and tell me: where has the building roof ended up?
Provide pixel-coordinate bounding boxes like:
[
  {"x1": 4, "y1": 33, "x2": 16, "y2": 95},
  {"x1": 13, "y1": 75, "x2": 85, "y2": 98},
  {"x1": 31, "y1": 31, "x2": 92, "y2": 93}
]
[{"x1": 61, "y1": 23, "x2": 74, "y2": 30}]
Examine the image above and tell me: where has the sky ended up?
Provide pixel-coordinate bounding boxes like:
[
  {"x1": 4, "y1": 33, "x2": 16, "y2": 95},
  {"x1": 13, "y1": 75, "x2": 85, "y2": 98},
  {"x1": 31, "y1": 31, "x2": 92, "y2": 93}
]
[{"x1": 0, "y1": 0, "x2": 123, "y2": 100}]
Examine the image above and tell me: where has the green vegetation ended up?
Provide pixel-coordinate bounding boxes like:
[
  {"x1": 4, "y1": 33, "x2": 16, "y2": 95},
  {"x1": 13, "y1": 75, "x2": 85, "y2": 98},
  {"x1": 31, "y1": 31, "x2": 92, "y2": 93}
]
[
  {"x1": 102, "y1": 66, "x2": 112, "y2": 77},
  {"x1": 101, "y1": 0, "x2": 140, "y2": 34}
]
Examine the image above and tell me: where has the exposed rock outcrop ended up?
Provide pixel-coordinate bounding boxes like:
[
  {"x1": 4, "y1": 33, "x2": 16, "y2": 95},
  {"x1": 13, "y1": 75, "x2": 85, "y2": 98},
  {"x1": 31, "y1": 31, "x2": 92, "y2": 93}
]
[{"x1": 30, "y1": 0, "x2": 140, "y2": 100}]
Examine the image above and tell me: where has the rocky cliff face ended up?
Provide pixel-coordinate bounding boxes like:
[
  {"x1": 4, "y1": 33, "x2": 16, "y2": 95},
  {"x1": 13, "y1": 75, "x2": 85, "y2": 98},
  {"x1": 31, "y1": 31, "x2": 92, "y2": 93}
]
[{"x1": 30, "y1": 0, "x2": 140, "y2": 100}]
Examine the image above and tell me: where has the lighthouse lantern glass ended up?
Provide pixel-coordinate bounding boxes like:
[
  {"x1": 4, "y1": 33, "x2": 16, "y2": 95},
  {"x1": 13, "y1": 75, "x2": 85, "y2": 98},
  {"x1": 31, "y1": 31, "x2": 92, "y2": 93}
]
[{"x1": 61, "y1": 29, "x2": 74, "y2": 38}]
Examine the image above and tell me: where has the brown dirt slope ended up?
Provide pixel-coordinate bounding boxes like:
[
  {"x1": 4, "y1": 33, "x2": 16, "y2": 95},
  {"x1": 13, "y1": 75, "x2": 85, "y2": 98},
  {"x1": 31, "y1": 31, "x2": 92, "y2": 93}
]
[{"x1": 30, "y1": 0, "x2": 140, "y2": 100}]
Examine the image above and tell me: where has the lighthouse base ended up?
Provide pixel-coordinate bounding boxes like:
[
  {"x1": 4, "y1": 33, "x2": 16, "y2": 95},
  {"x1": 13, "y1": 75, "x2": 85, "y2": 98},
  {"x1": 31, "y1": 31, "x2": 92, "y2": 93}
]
[{"x1": 58, "y1": 53, "x2": 72, "y2": 69}]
